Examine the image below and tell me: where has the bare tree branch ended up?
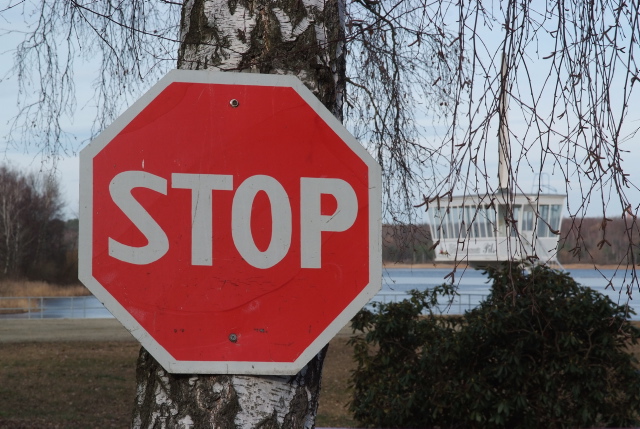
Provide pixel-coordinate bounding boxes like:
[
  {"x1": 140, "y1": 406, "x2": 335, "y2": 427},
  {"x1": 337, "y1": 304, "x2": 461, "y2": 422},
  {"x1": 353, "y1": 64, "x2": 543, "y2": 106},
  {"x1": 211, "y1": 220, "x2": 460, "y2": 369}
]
[{"x1": 3, "y1": 0, "x2": 640, "y2": 290}]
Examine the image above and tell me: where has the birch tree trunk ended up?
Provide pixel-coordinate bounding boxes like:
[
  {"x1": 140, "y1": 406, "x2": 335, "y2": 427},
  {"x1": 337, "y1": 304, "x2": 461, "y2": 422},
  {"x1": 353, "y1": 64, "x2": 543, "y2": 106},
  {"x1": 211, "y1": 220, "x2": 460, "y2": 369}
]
[{"x1": 132, "y1": 0, "x2": 345, "y2": 427}]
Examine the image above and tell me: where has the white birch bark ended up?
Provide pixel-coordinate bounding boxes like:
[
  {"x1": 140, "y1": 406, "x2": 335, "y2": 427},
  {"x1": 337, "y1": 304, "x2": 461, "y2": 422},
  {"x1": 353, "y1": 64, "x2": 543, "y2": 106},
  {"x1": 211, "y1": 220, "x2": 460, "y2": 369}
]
[
  {"x1": 177, "y1": 0, "x2": 345, "y2": 119},
  {"x1": 132, "y1": 347, "x2": 327, "y2": 428},
  {"x1": 132, "y1": 1, "x2": 345, "y2": 427}
]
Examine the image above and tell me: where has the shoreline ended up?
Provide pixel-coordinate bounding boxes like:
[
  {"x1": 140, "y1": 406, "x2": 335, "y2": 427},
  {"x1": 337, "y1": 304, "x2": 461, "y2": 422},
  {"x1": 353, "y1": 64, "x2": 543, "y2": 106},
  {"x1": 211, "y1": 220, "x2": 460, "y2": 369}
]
[{"x1": 382, "y1": 262, "x2": 631, "y2": 271}]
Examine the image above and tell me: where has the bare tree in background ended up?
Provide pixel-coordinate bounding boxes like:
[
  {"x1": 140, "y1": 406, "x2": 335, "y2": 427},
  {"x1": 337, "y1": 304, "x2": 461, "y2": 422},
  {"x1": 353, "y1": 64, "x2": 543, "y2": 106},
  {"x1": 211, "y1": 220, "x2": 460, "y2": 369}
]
[
  {"x1": 3, "y1": 0, "x2": 640, "y2": 424},
  {"x1": 5, "y1": 1, "x2": 638, "y2": 272},
  {"x1": 0, "y1": 164, "x2": 65, "y2": 279},
  {"x1": 0, "y1": 166, "x2": 31, "y2": 276}
]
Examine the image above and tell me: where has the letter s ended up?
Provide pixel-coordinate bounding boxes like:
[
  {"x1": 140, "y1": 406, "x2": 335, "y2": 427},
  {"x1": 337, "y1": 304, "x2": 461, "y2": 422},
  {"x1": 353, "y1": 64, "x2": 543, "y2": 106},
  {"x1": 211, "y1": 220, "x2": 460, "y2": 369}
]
[{"x1": 108, "y1": 171, "x2": 168, "y2": 265}]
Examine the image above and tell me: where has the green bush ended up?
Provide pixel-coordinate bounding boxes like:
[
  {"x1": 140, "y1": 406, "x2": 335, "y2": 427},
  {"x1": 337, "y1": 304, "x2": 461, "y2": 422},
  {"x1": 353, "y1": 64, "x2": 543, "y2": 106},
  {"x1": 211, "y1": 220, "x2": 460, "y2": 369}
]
[{"x1": 349, "y1": 264, "x2": 640, "y2": 428}]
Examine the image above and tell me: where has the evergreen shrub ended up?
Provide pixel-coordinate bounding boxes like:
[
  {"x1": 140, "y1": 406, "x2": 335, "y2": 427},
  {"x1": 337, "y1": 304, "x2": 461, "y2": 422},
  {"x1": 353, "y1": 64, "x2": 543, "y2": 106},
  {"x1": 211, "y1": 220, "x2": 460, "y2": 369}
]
[{"x1": 349, "y1": 264, "x2": 640, "y2": 428}]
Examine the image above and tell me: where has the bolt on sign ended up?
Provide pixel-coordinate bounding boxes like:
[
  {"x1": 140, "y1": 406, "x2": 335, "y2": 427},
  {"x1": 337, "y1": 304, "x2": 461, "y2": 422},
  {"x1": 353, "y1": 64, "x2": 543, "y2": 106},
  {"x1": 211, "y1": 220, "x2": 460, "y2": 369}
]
[{"x1": 79, "y1": 70, "x2": 382, "y2": 375}]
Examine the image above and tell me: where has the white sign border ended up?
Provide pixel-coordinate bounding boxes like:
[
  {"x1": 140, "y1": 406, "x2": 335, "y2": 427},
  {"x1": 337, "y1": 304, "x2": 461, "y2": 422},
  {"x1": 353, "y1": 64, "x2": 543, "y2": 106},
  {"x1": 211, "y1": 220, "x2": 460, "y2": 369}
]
[{"x1": 79, "y1": 70, "x2": 382, "y2": 375}]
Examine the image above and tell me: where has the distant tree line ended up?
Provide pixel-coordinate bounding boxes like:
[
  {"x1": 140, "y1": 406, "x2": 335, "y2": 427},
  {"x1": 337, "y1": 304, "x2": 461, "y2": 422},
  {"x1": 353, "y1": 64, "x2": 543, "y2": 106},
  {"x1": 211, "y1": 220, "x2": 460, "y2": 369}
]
[
  {"x1": 382, "y1": 224, "x2": 435, "y2": 264},
  {"x1": 2, "y1": 161, "x2": 634, "y2": 282},
  {"x1": 558, "y1": 217, "x2": 640, "y2": 266},
  {"x1": 383, "y1": 218, "x2": 640, "y2": 266},
  {"x1": 0, "y1": 164, "x2": 76, "y2": 284}
]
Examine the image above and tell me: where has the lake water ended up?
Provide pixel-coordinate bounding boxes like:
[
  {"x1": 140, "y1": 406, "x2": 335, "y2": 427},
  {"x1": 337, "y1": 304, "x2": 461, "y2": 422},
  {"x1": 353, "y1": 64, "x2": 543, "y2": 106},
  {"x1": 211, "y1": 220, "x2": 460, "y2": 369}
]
[
  {"x1": 376, "y1": 267, "x2": 640, "y2": 318},
  {"x1": 2, "y1": 268, "x2": 639, "y2": 319}
]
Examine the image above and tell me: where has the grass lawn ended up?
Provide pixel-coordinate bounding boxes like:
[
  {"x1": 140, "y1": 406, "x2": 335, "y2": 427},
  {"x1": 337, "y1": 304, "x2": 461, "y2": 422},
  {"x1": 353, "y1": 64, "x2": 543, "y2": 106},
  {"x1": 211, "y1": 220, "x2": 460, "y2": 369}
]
[
  {"x1": 1, "y1": 312, "x2": 639, "y2": 427},
  {"x1": 0, "y1": 337, "x2": 357, "y2": 428},
  {"x1": 0, "y1": 341, "x2": 139, "y2": 428}
]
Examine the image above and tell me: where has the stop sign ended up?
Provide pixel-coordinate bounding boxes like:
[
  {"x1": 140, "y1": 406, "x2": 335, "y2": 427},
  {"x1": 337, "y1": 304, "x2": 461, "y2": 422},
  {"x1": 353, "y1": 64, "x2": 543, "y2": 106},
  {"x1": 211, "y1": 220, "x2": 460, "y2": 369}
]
[{"x1": 79, "y1": 70, "x2": 381, "y2": 375}]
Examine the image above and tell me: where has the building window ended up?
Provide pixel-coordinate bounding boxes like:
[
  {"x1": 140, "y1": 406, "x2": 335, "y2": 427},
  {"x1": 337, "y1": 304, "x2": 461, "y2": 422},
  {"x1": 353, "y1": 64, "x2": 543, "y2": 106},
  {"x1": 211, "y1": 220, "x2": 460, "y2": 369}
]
[
  {"x1": 522, "y1": 206, "x2": 534, "y2": 231},
  {"x1": 549, "y1": 204, "x2": 562, "y2": 233},
  {"x1": 538, "y1": 205, "x2": 550, "y2": 237}
]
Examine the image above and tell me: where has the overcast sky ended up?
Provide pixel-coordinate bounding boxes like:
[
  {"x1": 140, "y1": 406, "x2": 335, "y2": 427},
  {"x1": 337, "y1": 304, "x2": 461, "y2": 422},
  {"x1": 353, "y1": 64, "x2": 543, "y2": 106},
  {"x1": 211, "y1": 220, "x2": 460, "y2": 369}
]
[{"x1": 0, "y1": 3, "x2": 152, "y2": 219}]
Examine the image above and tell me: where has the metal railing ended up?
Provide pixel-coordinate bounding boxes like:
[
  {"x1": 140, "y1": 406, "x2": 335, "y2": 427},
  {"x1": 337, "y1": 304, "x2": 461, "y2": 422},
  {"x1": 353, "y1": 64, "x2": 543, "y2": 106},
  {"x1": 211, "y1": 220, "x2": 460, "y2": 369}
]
[
  {"x1": 367, "y1": 292, "x2": 488, "y2": 315},
  {"x1": 0, "y1": 293, "x2": 490, "y2": 320},
  {"x1": 0, "y1": 296, "x2": 112, "y2": 319}
]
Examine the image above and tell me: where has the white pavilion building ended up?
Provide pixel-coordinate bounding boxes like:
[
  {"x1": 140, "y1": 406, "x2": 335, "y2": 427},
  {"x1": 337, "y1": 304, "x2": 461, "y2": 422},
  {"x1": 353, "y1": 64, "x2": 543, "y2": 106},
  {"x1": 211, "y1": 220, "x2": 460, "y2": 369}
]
[
  {"x1": 428, "y1": 192, "x2": 565, "y2": 267},
  {"x1": 427, "y1": 55, "x2": 566, "y2": 267}
]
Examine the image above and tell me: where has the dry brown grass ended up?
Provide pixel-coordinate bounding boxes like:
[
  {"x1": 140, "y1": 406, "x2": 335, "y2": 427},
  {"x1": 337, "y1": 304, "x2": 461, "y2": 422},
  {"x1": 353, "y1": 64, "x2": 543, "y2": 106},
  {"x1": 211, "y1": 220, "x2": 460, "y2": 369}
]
[
  {"x1": 0, "y1": 280, "x2": 90, "y2": 313},
  {"x1": 0, "y1": 297, "x2": 38, "y2": 314},
  {"x1": 0, "y1": 280, "x2": 90, "y2": 297},
  {"x1": 0, "y1": 341, "x2": 140, "y2": 428},
  {"x1": 0, "y1": 337, "x2": 359, "y2": 428},
  {"x1": 316, "y1": 337, "x2": 359, "y2": 427}
]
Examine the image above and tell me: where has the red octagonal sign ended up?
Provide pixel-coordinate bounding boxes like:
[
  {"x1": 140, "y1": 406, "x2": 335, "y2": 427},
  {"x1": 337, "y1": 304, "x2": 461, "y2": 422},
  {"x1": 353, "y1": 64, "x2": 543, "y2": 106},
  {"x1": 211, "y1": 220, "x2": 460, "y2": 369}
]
[{"x1": 79, "y1": 70, "x2": 381, "y2": 374}]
